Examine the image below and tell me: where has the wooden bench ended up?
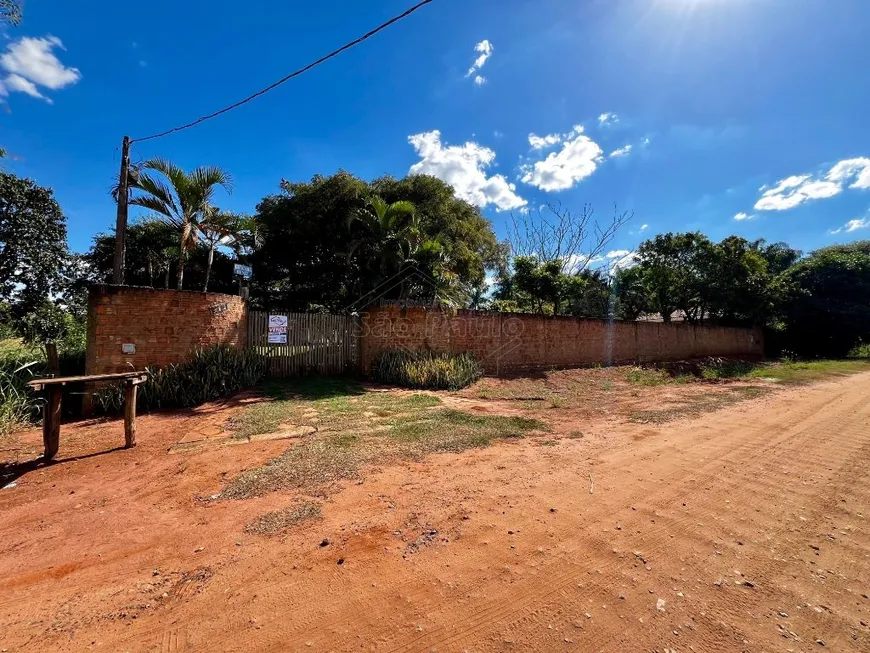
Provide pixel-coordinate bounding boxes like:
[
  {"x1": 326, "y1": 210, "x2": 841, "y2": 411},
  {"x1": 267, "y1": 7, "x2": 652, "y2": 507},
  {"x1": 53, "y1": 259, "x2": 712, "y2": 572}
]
[{"x1": 27, "y1": 372, "x2": 149, "y2": 461}]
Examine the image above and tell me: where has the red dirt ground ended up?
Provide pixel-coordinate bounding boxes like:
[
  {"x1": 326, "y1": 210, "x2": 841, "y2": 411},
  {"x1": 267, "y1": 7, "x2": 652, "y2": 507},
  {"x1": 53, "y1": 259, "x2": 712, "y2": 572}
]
[{"x1": 1, "y1": 371, "x2": 869, "y2": 652}]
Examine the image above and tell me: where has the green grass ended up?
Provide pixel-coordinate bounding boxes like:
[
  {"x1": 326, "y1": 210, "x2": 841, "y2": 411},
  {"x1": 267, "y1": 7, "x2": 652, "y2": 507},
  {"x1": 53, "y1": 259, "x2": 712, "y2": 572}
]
[
  {"x1": 744, "y1": 359, "x2": 870, "y2": 384},
  {"x1": 0, "y1": 338, "x2": 40, "y2": 358},
  {"x1": 634, "y1": 357, "x2": 870, "y2": 385},
  {"x1": 227, "y1": 377, "x2": 441, "y2": 440},
  {"x1": 222, "y1": 378, "x2": 547, "y2": 499},
  {"x1": 625, "y1": 367, "x2": 671, "y2": 386}
]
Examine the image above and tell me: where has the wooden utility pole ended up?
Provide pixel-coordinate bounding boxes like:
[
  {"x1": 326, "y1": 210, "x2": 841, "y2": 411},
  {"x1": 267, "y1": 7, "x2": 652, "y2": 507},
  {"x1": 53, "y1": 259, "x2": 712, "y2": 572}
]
[{"x1": 112, "y1": 135, "x2": 131, "y2": 285}]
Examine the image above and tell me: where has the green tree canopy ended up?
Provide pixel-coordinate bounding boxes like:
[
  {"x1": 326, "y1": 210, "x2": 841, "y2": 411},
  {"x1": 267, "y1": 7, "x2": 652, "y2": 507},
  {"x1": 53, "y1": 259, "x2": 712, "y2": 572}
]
[
  {"x1": 129, "y1": 158, "x2": 233, "y2": 290},
  {"x1": 250, "y1": 172, "x2": 505, "y2": 311},
  {"x1": 85, "y1": 218, "x2": 238, "y2": 294},
  {"x1": 779, "y1": 242, "x2": 870, "y2": 357},
  {"x1": 0, "y1": 171, "x2": 67, "y2": 316},
  {"x1": 624, "y1": 233, "x2": 799, "y2": 326}
]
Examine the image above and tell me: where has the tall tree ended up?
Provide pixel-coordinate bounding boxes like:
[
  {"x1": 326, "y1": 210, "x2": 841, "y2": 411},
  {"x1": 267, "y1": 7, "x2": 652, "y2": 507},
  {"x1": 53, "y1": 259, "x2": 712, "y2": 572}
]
[
  {"x1": 631, "y1": 232, "x2": 715, "y2": 323},
  {"x1": 251, "y1": 172, "x2": 504, "y2": 311},
  {"x1": 129, "y1": 158, "x2": 232, "y2": 290},
  {"x1": 780, "y1": 242, "x2": 870, "y2": 357},
  {"x1": 371, "y1": 175, "x2": 507, "y2": 294},
  {"x1": 0, "y1": 171, "x2": 67, "y2": 316}
]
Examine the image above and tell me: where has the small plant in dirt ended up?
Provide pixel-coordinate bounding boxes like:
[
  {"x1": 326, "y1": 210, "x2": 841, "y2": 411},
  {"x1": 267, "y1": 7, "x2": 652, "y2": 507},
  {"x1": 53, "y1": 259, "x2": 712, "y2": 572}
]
[
  {"x1": 548, "y1": 395, "x2": 567, "y2": 409},
  {"x1": 371, "y1": 349, "x2": 484, "y2": 390},
  {"x1": 625, "y1": 366, "x2": 670, "y2": 386},
  {"x1": 245, "y1": 501, "x2": 322, "y2": 536},
  {"x1": 95, "y1": 345, "x2": 265, "y2": 413}
]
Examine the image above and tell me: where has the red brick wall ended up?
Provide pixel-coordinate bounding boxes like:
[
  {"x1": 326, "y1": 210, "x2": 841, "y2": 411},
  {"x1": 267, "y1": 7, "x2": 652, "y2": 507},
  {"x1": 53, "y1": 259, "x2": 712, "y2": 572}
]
[
  {"x1": 85, "y1": 285, "x2": 247, "y2": 375},
  {"x1": 360, "y1": 307, "x2": 764, "y2": 376}
]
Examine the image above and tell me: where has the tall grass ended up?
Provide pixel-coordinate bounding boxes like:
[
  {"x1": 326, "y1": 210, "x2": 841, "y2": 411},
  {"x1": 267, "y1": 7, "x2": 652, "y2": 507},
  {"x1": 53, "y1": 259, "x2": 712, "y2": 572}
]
[
  {"x1": 0, "y1": 336, "x2": 89, "y2": 435},
  {"x1": 0, "y1": 360, "x2": 42, "y2": 435},
  {"x1": 371, "y1": 349, "x2": 484, "y2": 391},
  {"x1": 95, "y1": 345, "x2": 266, "y2": 414}
]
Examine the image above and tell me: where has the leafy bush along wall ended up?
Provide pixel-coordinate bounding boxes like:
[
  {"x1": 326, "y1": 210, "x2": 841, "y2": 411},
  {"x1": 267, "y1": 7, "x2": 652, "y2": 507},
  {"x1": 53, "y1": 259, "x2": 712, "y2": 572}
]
[
  {"x1": 371, "y1": 349, "x2": 484, "y2": 390},
  {"x1": 95, "y1": 345, "x2": 265, "y2": 414}
]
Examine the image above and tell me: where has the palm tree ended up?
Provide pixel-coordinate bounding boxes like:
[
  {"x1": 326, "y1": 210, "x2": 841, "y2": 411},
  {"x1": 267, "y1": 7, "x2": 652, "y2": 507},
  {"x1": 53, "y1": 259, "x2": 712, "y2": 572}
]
[
  {"x1": 349, "y1": 195, "x2": 419, "y2": 278},
  {"x1": 129, "y1": 158, "x2": 232, "y2": 290},
  {"x1": 198, "y1": 209, "x2": 249, "y2": 292}
]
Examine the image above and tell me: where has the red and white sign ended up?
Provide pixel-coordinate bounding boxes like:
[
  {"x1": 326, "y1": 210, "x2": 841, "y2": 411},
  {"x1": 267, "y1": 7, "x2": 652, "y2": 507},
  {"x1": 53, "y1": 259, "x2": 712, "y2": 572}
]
[{"x1": 268, "y1": 315, "x2": 288, "y2": 344}]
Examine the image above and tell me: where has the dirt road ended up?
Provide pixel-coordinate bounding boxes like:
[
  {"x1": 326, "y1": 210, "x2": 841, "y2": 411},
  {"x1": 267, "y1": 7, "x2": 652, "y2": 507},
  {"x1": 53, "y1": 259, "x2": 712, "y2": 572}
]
[{"x1": 2, "y1": 373, "x2": 869, "y2": 651}]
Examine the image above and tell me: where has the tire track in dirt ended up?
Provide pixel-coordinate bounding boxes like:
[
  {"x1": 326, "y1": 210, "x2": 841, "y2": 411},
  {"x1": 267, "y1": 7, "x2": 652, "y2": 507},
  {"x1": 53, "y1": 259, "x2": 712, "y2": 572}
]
[
  {"x1": 328, "y1": 376, "x2": 870, "y2": 652},
  {"x1": 3, "y1": 373, "x2": 870, "y2": 652}
]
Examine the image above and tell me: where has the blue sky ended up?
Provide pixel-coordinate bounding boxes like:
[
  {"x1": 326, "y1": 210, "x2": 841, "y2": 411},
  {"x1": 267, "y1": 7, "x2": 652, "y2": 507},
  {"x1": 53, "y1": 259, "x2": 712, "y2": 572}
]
[{"x1": 3, "y1": 0, "x2": 870, "y2": 261}]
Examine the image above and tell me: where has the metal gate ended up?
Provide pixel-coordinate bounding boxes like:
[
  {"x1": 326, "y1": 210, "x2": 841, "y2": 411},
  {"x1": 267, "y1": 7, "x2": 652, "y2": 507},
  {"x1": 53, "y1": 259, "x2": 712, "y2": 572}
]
[{"x1": 246, "y1": 311, "x2": 360, "y2": 377}]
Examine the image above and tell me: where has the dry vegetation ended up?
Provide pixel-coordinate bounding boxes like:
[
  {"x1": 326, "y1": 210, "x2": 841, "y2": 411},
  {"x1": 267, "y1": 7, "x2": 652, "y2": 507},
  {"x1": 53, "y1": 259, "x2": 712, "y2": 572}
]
[
  {"x1": 244, "y1": 501, "x2": 322, "y2": 536},
  {"x1": 219, "y1": 359, "x2": 869, "y2": 529},
  {"x1": 222, "y1": 378, "x2": 546, "y2": 501}
]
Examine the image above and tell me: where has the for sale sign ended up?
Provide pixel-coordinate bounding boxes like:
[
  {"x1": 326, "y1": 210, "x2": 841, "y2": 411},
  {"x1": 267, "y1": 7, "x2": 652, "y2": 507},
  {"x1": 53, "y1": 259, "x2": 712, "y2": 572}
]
[{"x1": 268, "y1": 315, "x2": 288, "y2": 344}]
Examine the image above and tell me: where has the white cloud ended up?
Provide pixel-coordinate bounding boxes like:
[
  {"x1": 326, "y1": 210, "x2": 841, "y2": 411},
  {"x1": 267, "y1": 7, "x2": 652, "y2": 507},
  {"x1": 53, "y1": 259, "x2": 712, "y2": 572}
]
[
  {"x1": 734, "y1": 212, "x2": 754, "y2": 221},
  {"x1": 528, "y1": 132, "x2": 562, "y2": 150},
  {"x1": 830, "y1": 217, "x2": 869, "y2": 235},
  {"x1": 408, "y1": 130, "x2": 526, "y2": 212},
  {"x1": 609, "y1": 144, "x2": 632, "y2": 158},
  {"x1": 639, "y1": 223, "x2": 649, "y2": 232},
  {"x1": 473, "y1": 75, "x2": 486, "y2": 86},
  {"x1": 466, "y1": 39, "x2": 493, "y2": 78},
  {"x1": 0, "y1": 35, "x2": 81, "y2": 103},
  {"x1": 826, "y1": 157, "x2": 870, "y2": 190},
  {"x1": 520, "y1": 125, "x2": 604, "y2": 192},
  {"x1": 2, "y1": 73, "x2": 50, "y2": 102},
  {"x1": 598, "y1": 112, "x2": 619, "y2": 127},
  {"x1": 754, "y1": 157, "x2": 870, "y2": 212},
  {"x1": 565, "y1": 249, "x2": 635, "y2": 273},
  {"x1": 581, "y1": 249, "x2": 636, "y2": 275}
]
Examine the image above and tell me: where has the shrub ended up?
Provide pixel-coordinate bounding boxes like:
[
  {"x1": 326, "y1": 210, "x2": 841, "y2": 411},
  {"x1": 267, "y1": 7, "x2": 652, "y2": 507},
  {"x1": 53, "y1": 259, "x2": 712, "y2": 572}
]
[
  {"x1": 697, "y1": 357, "x2": 757, "y2": 380},
  {"x1": 371, "y1": 349, "x2": 484, "y2": 391},
  {"x1": 95, "y1": 345, "x2": 266, "y2": 414},
  {"x1": 848, "y1": 341, "x2": 870, "y2": 359}
]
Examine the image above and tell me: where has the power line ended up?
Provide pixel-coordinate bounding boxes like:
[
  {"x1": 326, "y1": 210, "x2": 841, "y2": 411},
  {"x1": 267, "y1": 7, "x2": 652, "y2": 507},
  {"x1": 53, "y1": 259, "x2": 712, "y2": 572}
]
[{"x1": 131, "y1": 0, "x2": 435, "y2": 144}]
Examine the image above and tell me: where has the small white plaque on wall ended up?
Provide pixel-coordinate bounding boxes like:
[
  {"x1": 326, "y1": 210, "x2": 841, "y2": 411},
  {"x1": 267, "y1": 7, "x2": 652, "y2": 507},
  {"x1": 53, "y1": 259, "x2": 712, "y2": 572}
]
[{"x1": 122, "y1": 343, "x2": 136, "y2": 354}]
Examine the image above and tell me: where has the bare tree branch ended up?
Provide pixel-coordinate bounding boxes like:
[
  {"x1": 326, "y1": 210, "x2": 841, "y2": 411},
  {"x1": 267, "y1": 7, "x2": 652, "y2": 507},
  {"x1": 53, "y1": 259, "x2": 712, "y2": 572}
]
[{"x1": 507, "y1": 202, "x2": 633, "y2": 273}]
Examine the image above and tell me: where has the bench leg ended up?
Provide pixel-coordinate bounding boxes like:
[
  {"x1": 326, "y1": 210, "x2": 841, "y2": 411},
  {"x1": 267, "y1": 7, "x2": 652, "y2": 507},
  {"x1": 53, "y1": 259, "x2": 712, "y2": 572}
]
[
  {"x1": 43, "y1": 388, "x2": 62, "y2": 461},
  {"x1": 124, "y1": 382, "x2": 138, "y2": 448}
]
